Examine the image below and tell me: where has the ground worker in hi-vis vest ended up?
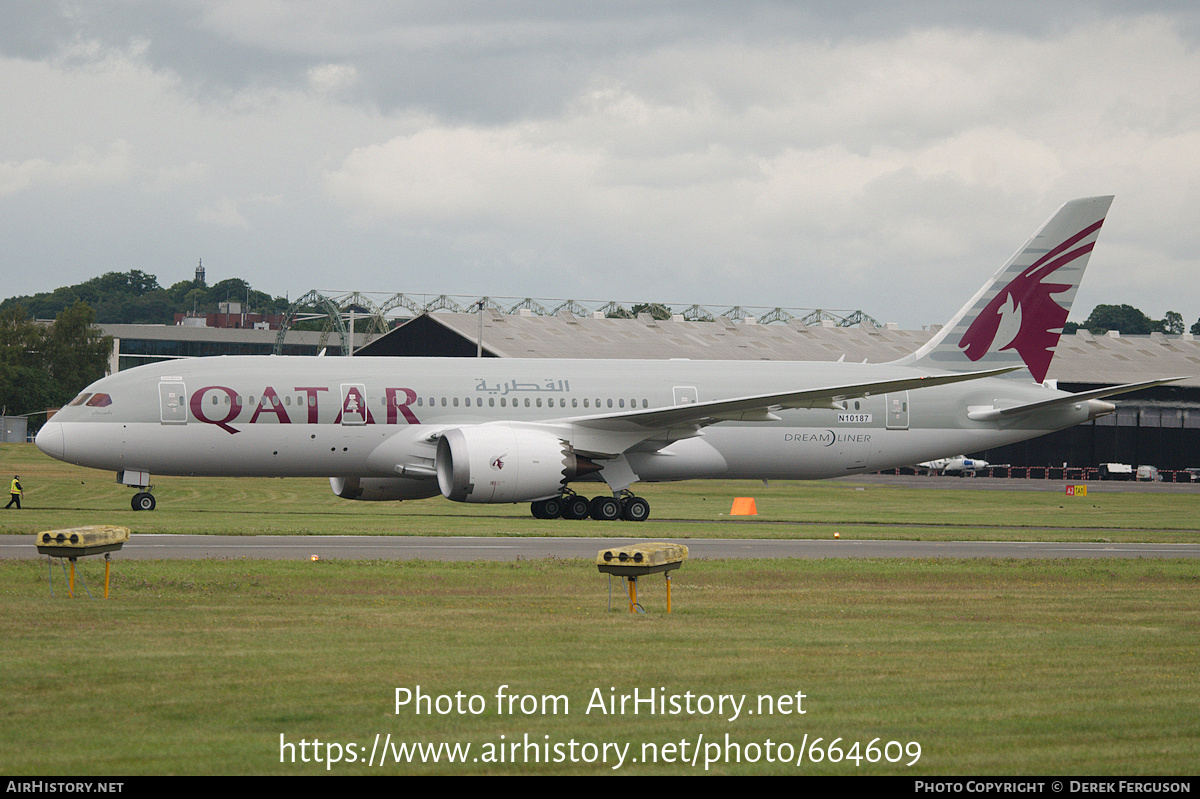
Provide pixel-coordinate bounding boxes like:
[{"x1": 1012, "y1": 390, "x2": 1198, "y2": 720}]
[{"x1": 5, "y1": 475, "x2": 21, "y2": 509}]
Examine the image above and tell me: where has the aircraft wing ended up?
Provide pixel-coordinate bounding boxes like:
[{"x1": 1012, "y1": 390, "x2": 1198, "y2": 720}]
[
  {"x1": 966, "y1": 377, "x2": 1189, "y2": 422},
  {"x1": 568, "y1": 367, "x2": 1019, "y2": 432}
]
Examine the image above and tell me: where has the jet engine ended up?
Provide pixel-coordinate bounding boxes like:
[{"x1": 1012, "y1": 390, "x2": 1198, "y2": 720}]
[
  {"x1": 330, "y1": 476, "x2": 441, "y2": 502},
  {"x1": 436, "y1": 424, "x2": 599, "y2": 503}
]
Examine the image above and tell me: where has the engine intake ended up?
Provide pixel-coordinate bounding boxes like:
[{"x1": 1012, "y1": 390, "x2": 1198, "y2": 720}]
[{"x1": 436, "y1": 425, "x2": 598, "y2": 503}]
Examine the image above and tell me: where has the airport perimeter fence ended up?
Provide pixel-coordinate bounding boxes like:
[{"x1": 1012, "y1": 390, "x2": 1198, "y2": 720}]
[{"x1": 879, "y1": 466, "x2": 1198, "y2": 482}]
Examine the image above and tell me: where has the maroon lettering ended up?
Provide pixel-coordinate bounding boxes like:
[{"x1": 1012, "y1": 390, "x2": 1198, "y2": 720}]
[
  {"x1": 335, "y1": 386, "x2": 376, "y2": 425},
  {"x1": 190, "y1": 386, "x2": 241, "y2": 435},
  {"x1": 249, "y1": 386, "x2": 291, "y2": 425},
  {"x1": 295, "y1": 387, "x2": 329, "y2": 424},
  {"x1": 385, "y1": 387, "x2": 420, "y2": 425},
  {"x1": 191, "y1": 384, "x2": 425, "y2": 430}
]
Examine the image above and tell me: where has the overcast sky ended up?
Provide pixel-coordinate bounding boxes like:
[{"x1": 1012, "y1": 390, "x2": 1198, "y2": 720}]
[{"x1": 3, "y1": 1, "x2": 1199, "y2": 328}]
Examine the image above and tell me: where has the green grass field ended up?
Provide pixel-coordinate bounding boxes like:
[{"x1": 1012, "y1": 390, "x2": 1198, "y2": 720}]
[
  {"x1": 2, "y1": 443, "x2": 1199, "y2": 542},
  {"x1": 2, "y1": 443, "x2": 1199, "y2": 775}
]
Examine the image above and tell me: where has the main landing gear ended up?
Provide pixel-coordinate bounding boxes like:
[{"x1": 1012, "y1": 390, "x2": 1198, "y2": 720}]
[{"x1": 531, "y1": 490, "x2": 650, "y2": 522}]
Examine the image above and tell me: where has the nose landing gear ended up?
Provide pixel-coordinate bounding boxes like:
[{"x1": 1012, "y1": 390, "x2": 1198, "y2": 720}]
[{"x1": 131, "y1": 491, "x2": 156, "y2": 511}]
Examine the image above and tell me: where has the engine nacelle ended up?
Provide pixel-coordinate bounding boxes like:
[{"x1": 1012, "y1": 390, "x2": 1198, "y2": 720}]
[
  {"x1": 330, "y1": 476, "x2": 441, "y2": 502},
  {"x1": 436, "y1": 424, "x2": 596, "y2": 503}
]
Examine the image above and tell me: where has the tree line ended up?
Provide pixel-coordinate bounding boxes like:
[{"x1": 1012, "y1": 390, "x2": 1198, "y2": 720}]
[
  {"x1": 0, "y1": 270, "x2": 289, "y2": 325},
  {"x1": 1062, "y1": 305, "x2": 1198, "y2": 336}
]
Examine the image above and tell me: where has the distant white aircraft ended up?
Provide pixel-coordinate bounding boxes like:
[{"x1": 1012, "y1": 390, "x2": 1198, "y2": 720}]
[
  {"x1": 918, "y1": 456, "x2": 989, "y2": 476},
  {"x1": 36, "y1": 197, "x2": 1181, "y2": 520}
]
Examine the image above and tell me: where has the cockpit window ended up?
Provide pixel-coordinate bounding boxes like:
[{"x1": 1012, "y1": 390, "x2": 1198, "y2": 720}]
[
  {"x1": 67, "y1": 393, "x2": 92, "y2": 406},
  {"x1": 85, "y1": 393, "x2": 112, "y2": 407}
]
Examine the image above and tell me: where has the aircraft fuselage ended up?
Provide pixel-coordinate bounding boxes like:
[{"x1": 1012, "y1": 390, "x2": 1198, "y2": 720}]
[{"x1": 38, "y1": 355, "x2": 1090, "y2": 485}]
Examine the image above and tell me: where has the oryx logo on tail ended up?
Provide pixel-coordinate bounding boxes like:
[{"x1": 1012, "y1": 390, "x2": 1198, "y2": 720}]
[
  {"x1": 891, "y1": 197, "x2": 1111, "y2": 379},
  {"x1": 957, "y1": 219, "x2": 1104, "y2": 383}
]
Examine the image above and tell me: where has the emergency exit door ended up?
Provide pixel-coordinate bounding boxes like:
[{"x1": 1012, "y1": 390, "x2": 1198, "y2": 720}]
[{"x1": 886, "y1": 391, "x2": 909, "y2": 430}]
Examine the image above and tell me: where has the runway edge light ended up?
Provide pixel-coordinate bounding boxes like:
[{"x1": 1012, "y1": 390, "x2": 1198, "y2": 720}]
[
  {"x1": 596, "y1": 543, "x2": 688, "y2": 613},
  {"x1": 35, "y1": 525, "x2": 129, "y2": 599}
]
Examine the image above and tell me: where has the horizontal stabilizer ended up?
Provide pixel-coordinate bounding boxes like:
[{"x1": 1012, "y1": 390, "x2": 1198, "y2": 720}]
[{"x1": 966, "y1": 377, "x2": 1189, "y2": 422}]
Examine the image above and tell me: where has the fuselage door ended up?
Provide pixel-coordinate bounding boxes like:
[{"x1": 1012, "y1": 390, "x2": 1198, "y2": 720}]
[
  {"x1": 159, "y1": 381, "x2": 187, "y2": 424},
  {"x1": 340, "y1": 383, "x2": 368, "y2": 425},
  {"x1": 886, "y1": 391, "x2": 910, "y2": 430},
  {"x1": 673, "y1": 386, "x2": 698, "y2": 406}
]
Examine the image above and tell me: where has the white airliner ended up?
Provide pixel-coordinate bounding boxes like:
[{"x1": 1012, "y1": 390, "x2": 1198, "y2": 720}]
[
  {"x1": 918, "y1": 456, "x2": 990, "y2": 476},
  {"x1": 35, "y1": 197, "x2": 1180, "y2": 520}
]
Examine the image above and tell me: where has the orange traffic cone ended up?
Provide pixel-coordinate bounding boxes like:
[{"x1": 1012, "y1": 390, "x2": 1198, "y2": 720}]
[{"x1": 730, "y1": 497, "x2": 757, "y2": 515}]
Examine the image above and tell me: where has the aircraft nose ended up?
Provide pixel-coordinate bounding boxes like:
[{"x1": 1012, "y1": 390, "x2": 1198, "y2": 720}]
[{"x1": 35, "y1": 422, "x2": 64, "y2": 460}]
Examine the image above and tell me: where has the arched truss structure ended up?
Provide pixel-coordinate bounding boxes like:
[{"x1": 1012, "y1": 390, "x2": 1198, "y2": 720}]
[
  {"x1": 794, "y1": 309, "x2": 882, "y2": 328},
  {"x1": 274, "y1": 290, "x2": 348, "y2": 355},
  {"x1": 550, "y1": 300, "x2": 591, "y2": 317},
  {"x1": 273, "y1": 290, "x2": 390, "y2": 355},
  {"x1": 273, "y1": 290, "x2": 881, "y2": 354}
]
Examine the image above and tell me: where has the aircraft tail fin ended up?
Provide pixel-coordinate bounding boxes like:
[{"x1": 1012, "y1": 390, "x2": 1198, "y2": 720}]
[{"x1": 895, "y1": 196, "x2": 1114, "y2": 383}]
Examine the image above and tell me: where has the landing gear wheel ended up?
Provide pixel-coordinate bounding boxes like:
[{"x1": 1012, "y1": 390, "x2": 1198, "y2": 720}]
[
  {"x1": 589, "y1": 495, "x2": 622, "y2": 521},
  {"x1": 562, "y1": 495, "x2": 591, "y2": 520},
  {"x1": 621, "y1": 496, "x2": 650, "y2": 522},
  {"x1": 531, "y1": 497, "x2": 563, "y2": 519},
  {"x1": 132, "y1": 492, "x2": 156, "y2": 511}
]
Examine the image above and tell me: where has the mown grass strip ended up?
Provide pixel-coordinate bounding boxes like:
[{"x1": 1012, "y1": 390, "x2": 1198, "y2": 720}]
[{"x1": 1, "y1": 558, "x2": 1197, "y2": 774}]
